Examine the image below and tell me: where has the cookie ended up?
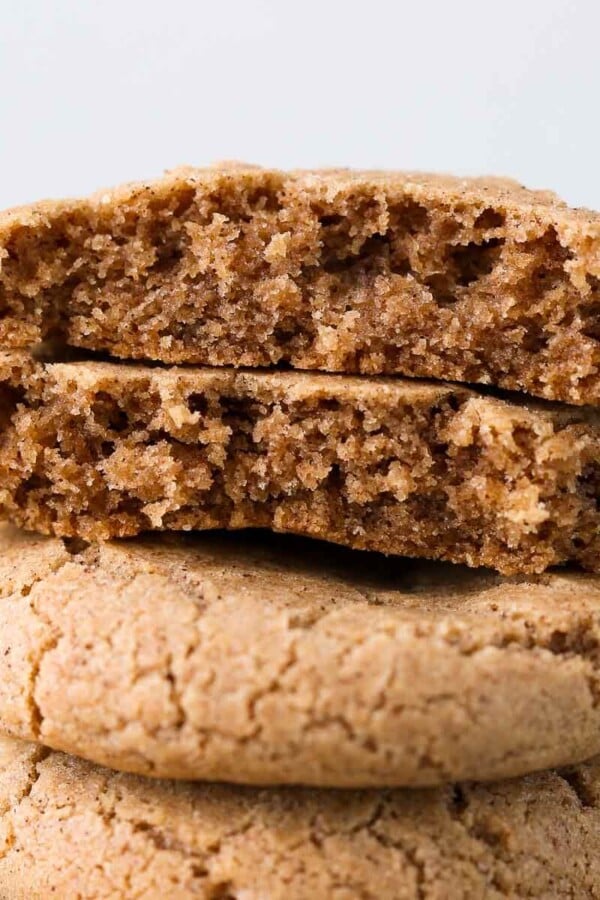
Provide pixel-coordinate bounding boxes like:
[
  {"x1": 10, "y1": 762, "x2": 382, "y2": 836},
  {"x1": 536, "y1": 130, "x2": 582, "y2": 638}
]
[
  {"x1": 1, "y1": 524, "x2": 600, "y2": 787},
  {"x1": 1, "y1": 735, "x2": 599, "y2": 898},
  {"x1": 0, "y1": 353, "x2": 599, "y2": 574},
  {"x1": 1, "y1": 164, "x2": 599, "y2": 405}
]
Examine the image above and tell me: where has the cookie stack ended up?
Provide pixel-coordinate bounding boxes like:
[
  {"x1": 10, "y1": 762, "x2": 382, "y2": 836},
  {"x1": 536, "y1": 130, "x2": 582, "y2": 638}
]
[{"x1": 0, "y1": 166, "x2": 598, "y2": 897}]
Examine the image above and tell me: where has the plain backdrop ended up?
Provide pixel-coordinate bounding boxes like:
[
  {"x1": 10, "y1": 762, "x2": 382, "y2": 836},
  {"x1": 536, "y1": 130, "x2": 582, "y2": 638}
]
[{"x1": 0, "y1": 0, "x2": 597, "y2": 209}]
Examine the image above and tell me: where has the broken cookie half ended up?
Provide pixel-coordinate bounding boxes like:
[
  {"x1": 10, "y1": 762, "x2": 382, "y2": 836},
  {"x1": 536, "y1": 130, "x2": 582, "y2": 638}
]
[
  {"x1": 0, "y1": 352, "x2": 598, "y2": 574},
  {"x1": 1, "y1": 165, "x2": 599, "y2": 404}
]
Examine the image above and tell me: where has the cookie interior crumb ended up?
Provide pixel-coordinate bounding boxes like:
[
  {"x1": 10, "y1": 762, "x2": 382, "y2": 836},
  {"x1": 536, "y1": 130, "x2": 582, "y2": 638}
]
[{"x1": 0, "y1": 165, "x2": 599, "y2": 403}]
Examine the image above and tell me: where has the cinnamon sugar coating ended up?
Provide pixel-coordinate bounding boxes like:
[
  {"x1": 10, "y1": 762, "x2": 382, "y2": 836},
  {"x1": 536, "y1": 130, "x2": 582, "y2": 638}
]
[
  {"x1": 0, "y1": 353, "x2": 598, "y2": 574},
  {"x1": 0, "y1": 165, "x2": 599, "y2": 404}
]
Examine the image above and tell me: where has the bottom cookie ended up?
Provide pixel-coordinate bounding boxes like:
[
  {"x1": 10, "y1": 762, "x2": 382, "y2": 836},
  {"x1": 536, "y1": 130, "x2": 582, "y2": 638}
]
[{"x1": 0, "y1": 736, "x2": 598, "y2": 899}]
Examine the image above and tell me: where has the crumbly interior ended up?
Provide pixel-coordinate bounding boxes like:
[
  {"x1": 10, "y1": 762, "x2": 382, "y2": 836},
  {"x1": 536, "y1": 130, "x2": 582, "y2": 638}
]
[
  {"x1": 0, "y1": 354, "x2": 598, "y2": 574},
  {"x1": 0, "y1": 166, "x2": 599, "y2": 404},
  {"x1": 1, "y1": 736, "x2": 600, "y2": 898}
]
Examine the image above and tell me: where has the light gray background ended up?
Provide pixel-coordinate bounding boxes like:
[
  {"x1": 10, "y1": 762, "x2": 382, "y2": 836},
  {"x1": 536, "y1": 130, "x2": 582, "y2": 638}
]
[{"x1": 1, "y1": 0, "x2": 597, "y2": 209}]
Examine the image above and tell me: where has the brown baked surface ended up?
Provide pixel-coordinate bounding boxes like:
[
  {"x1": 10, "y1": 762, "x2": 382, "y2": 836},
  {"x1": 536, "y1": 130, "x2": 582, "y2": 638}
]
[
  {"x1": 1, "y1": 165, "x2": 599, "y2": 404},
  {"x1": 1, "y1": 524, "x2": 600, "y2": 787},
  {"x1": 0, "y1": 353, "x2": 598, "y2": 574},
  {"x1": 1, "y1": 734, "x2": 600, "y2": 898}
]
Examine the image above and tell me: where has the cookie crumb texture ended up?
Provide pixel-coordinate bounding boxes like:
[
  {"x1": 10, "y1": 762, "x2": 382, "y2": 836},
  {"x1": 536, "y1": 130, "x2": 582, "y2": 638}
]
[
  {"x1": 1, "y1": 525, "x2": 600, "y2": 787},
  {"x1": 1, "y1": 165, "x2": 599, "y2": 404},
  {"x1": 1, "y1": 737, "x2": 600, "y2": 898},
  {"x1": 0, "y1": 354, "x2": 599, "y2": 573}
]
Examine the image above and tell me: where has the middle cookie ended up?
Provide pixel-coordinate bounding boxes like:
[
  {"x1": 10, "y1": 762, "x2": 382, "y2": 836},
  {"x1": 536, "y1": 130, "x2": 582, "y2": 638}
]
[
  {"x1": 1, "y1": 524, "x2": 600, "y2": 788},
  {"x1": 0, "y1": 353, "x2": 599, "y2": 574}
]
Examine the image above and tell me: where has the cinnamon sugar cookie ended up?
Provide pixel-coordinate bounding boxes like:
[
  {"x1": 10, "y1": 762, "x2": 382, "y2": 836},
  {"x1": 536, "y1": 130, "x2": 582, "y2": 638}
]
[
  {"x1": 0, "y1": 735, "x2": 599, "y2": 898},
  {"x1": 1, "y1": 164, "x2": 599, "y2": 405},
  {"x1": 1, "y1": 525, "x2": 600, "y2": 787},
  {"x1": 0, "y1": 354, "x2": 598, "y2": 574}
]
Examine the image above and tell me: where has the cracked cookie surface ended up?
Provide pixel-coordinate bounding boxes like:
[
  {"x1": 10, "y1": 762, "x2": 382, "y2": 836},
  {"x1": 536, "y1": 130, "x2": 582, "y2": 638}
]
[
  {"x1": 0, "y1": 353, "x2": 599, "y2": 574},
  {"x1": 1, "y1": 164, "x2": 600, "y2": 405},
  {"x1": 2, "y1": 525, "x2": 600, "y2": 787},
  {"x1": 0, "y1": 734, "x2": 600, "y2": 898}
]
